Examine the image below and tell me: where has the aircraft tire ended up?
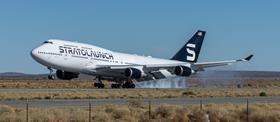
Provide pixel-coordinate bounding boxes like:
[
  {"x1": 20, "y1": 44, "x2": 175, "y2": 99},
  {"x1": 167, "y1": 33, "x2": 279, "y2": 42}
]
[
  {"x1": 122, "y1": 82, "x2": 129, "y2": 88},
  {"x1": 130, "y1": 83, "x2": 135, "y2": 88},
  {"x1": 111, "y1": 84, "x2": 121, "y2": 88},
  {"x1": 94, "y1": 83, "x2": 99, "y2": 87},
  {"x1": 122, "y1": 82, "x2": 135, "y2": 89},
  {"x1": 94, "y1": 83, "x2": 105, "y2": 88},
  {"x1": 98, "y1": 83, "x2": 105, "y2": 88},
  {"x1": 48, "y1": 75, "x2": 55, "y2": 80}
]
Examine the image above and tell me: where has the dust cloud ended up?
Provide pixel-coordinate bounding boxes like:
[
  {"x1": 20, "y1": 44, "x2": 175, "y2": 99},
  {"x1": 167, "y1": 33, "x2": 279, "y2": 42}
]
[
  {"x1": 135, "y1": 77, "x2": 189, "y2": 88},
  {"x1": 135, "y1": 70, "x2": 244, "y2": 88}
]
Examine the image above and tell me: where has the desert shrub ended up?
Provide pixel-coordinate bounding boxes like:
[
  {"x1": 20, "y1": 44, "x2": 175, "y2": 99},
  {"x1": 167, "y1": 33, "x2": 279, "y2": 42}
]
[
  {"x1": 259, "y1": 92, "x2": 267, "y2": 96},
  {"x1": 237, "y1": 84, "x2": 242, "y2": 88},
  {"x1": 182, "y1": 91, "x2": 196, "y2": 96},
  {"x1": 0, "y1": 103, "x2": 279, "y2": 122},
  {"x1": 111, "y1": 107, "x2": 130, "y2": 120},
  {"x1": 188, "y1": 110, "x2": 209, "y2": 122},
  {"x1": 66, "y1": 108, "x2": 88, "y2": 122},
  {"x1": 247, "y1": 84, "x2": 252, "y2": 87},
  {"x1": 72, "y1": 96, "x2": 81, "y2": 99},
  {"x1": 92, "y1": 111, "x2": 111, "y2": 122},
  {"x1": 33, "y1": 96, "x2": 42, "y2": 100},
  {"x1": 44, "y1": 96, "x2": 51, "y2": 99},
  {"x1": 29, "y1": 112, "x2": 51, "y2": 122},
  {"x1": 0, "y1": 105, "x2": 16, "y2": 121},
  {"x1": 104, "y1": 105, "x2": 115, "y2": 113},
  {"x1": 250, "y1": 111, "x2": 280, "y2": 122},
  {"x1": 154, "y1": 105, "x2": 176, "y2": 119},
  {"x1": 0, "y1": 105, "x2": 15, "y2": 115},
  {"x1": 207, "y1": 107, "x2": 240, "y2": 122},
  {"x1": 139, "y1": 110, "x2": 154, "y2": 122},
  {"x1": 171, "y1": 108, "x2": 189, "y2": 122},
  {"x1": 19, "y1": 97, "x2": 26, "y2": 100},
  {"x1": 103, "y1": 105, "x2": 132, "y2": 121},
  {"x1": 128, "y1": 100, "x2": 145, "y2": 108}
]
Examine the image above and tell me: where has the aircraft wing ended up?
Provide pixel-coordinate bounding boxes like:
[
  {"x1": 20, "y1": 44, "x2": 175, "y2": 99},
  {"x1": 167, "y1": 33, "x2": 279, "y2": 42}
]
[
  {"x1": 86, "y1": 55, "x2": 253, "y2": 80},
  {"x1": 95, "y1": 63, "x2": 186, "y2": 70},
  {"x1": 192, "y1": 55, "x2": 254, "y2": 71},
  {"x1": 88, "y1": 63, "x2": 188, "y2": 80}
]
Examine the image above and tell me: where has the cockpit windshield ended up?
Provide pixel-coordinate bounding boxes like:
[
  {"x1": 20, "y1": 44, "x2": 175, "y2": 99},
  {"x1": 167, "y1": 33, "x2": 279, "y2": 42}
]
[{"x1": 42, "y1": 41, "x2": 53, "y2": 44}]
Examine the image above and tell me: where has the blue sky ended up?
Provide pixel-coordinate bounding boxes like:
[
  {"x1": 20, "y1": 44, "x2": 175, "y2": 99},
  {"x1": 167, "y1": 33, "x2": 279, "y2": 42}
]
[{"x1": 0, "y1": 1, "x2": 279, "y2": 73}]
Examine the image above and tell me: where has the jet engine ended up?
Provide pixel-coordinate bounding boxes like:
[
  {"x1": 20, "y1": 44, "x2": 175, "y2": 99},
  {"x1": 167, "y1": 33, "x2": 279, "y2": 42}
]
[
  {"x1": 174, "y1": 66, "x2": 192, "y2": 77},
  {"x1": 124, "y1": 68, "x2": 145, "y2": 79},
  {"x1": 56, "y1": 70, "x2": 79, "y2": 80}
]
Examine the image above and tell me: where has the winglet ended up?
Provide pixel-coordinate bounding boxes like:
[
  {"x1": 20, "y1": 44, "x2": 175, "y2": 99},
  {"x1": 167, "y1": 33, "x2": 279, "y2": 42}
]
[{"x1": 244, "y1": 55, "x2": 254, "y2": 61}]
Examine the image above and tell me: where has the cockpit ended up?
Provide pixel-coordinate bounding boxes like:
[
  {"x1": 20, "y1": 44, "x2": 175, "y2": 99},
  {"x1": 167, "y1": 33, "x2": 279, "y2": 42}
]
[{"x1": 42, "y1": 41, "x2": 53, "y2": 44}]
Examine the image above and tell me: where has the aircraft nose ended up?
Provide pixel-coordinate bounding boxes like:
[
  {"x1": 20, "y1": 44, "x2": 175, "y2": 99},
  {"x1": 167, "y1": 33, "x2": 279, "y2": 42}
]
[{"x1": 31, "y1": 48, "x2": 39, "y2": 59}]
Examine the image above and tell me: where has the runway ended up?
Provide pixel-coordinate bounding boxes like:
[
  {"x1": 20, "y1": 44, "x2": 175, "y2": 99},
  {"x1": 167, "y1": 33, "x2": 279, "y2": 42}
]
[{"x1": 0, "y1": 96, "x2": 279, "y2": 108}]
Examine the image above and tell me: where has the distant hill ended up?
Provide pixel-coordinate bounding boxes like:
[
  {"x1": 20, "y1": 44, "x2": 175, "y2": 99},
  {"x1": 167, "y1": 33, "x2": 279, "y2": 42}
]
[
  {"x1": 0, "y1": 72, "x2": 93, "y2": 80},
  {"x1": 0, "y1": 72, "x2": 47, "y2": 80},
  {"x1": 0, "y1": 72, "x2": 27, "y2": 77},
  {"x1": 191, "y1": 70, "x2": 280, "y2": 79},
  {"x1": 1, "y1": 70, "x2": 280, "y2": 80}
]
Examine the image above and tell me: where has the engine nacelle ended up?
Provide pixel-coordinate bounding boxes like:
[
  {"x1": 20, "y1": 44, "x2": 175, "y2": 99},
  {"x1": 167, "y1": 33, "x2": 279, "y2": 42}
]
[
  {"x1": 174, "y1": 66, "x2": 192, "y2": 77},
  {"x1": 56, "y1": 70, "x2": 79, "y2": 80},
  {"x1": 124, "y1": 68, "x2": 144, "y2": 79}
]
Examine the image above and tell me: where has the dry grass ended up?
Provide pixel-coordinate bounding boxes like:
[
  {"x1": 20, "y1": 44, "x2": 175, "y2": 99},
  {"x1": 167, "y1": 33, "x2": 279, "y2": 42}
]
[
  {"x1": 244, "y1": 79, "x2": 280, "y2": 88},
  {"x1": 0, "y1": 79, "x2": 279, "y2": 89},
  {"x1": 0, "y1": 80, "x2": 96, "y2": 89},
  {"x1": 0, "y1": 79, "x2": 279, "y2": 100},
  {"x1": 0, "y1": 88, "x2": 279, "y2": 100},
  {"x1": 0, "y1": 103, "x2": 279, "y2": 122}
]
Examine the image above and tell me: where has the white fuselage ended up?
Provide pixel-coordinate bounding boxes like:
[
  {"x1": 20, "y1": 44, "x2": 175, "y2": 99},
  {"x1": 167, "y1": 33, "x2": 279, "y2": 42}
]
[
  {"x1": 31, "y1": 30, "x2": 253, "y2": 83},
  {"x1": 31, "y1": 39, "x2": 187, "y2": 78}
]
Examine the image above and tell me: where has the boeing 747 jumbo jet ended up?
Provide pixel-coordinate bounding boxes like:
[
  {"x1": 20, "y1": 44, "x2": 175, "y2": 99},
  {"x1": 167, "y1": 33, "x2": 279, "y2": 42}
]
[{"x1": 31, "y1": 30, "x2": 253, "y2": 88}]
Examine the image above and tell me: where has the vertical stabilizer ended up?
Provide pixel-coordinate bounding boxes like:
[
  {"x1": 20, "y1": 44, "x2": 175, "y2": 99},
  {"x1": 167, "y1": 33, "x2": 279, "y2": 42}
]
[{"x1": 171, "y1": 30, "x2": 206, "y2": 63}]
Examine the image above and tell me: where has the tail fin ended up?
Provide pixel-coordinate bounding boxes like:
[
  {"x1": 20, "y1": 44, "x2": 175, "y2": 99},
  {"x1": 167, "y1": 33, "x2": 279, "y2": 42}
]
[{"x1": 171, "y1": 30, "x2": 206, "y2": 63}]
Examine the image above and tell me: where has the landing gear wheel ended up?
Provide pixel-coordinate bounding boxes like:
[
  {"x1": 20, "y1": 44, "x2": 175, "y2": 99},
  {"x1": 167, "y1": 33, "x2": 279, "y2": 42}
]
[
  {"x1": 122, "y1": 82, "x2": 128, "y2": 88},
  {"x1": 93, "y1": 76, "x2": 105, "y2": 89},
  {"x1": 129, "y1": 83, "x2": 135, "y2": 88},
  {"x1": 48, "y1": 75, "x2": 55, "y2": 80},
  {"x1": 111, "y1": 84, "x2": 121, "y2": 88},
  {"x1": 99, "y1": 83, "x2": 105, "y2": 88},
  {"x1": 122, "y1": 82, "x2": 135, "y2": 89},
  {"x1": 94, "y1": 83, "x2": 99, "y2": 87},
  {"x1": 94, "y1": 83, "x2": 105, "y2": 88},
  {"x1": 47, "y1": 67, "x2": 55, "y2": 80}
]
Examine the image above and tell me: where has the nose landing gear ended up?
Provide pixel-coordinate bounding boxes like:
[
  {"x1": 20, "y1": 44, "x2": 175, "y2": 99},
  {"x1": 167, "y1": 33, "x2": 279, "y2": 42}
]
[
  {"x1": 48, "y1": 67, "x2": 55, "y2": 80},
  {"x1": 48, "y1": 75, "x2": 55, "y2": 80}
]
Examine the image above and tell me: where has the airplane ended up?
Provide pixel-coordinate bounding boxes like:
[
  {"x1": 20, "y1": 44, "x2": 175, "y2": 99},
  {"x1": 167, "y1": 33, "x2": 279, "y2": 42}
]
[{"x1": 31, "y1": 30, "x2": 253, "y2": 88}]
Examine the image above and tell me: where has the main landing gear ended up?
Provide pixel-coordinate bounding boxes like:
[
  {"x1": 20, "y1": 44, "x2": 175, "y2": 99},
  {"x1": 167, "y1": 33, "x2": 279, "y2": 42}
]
[
  {"x1": 110, "y1": 78, "x2": 122, "y2": 89},
  {"x1": 111, "y1": 79, "x2": 135, "y2": 89},
  {"x1": 94, "y1": 77, "x2": 105, "y2": 88},
  {"x1": 122, "y1": 80, "x2": 135, "y2": 88},
  {"x1": 48, "y1": 67, "x2": 55, "y2": 80},
  {"x1": 111, "y1": 81, "x2": 135, "y2": 89},
  {"x1": 93, "y1": 77, "x2": 136, "y2": 89},
  {"x1": 111, "y1": 83, "x2": 122, "y2": 89}
]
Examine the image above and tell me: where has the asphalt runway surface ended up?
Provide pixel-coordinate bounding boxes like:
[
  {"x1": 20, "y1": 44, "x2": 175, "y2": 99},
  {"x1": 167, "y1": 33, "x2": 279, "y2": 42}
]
[{"x1": 0, "y1": 96, "x2": 279, "y2": 108}]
